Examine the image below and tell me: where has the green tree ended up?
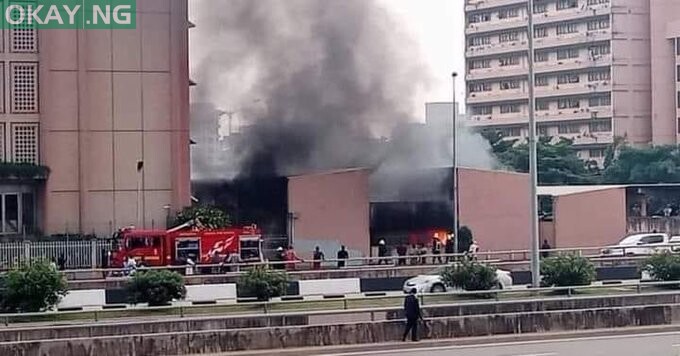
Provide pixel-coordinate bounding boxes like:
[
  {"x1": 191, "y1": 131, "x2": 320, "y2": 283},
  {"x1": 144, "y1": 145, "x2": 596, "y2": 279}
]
[
  {"x1": 0, "y1": 260, "x2": 68, "y2": 312},
  {"x1": 602, "y1": 145, "x2": 680, "y2": 184},
  {"x1": 440, "y1": 260, "x2": 498, "y2": 293},
  {"x1": 127, "y1": 270, "x2": 186, "y2": 306},
  {"x1": 173, "y1": 205, "x2": 231, "y2": 228},
  {"x1": 642, "y1": 253, "x2": 680, "y2": 282},
  {"x1": 238, "y1": 266, "x2": 288, "y2": 301},
  {"x1": 541, "y1": 254, "x2": 595, "y2": 288}
]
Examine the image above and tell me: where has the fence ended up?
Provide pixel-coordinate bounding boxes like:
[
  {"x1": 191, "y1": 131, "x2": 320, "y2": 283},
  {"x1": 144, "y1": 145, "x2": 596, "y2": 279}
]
[{"x1": 0, "y1": 240, "x2": 113, "y2": 270}]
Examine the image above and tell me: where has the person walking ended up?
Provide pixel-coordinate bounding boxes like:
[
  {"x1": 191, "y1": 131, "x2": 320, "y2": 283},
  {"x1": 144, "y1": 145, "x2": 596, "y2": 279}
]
[
  {"x1": 445, "y1": 233, "x2": 455, "y2": 263},
  {"x1": 57, "y1": 254, "x2": 67, "y2": 271},
  {"x1": 468, "y1": 240, "x2": 480, "y2": 261},
  {"x1": 377, "y1": 239, "x2": 388, "y2": 265},
  {"x1": 396, "y1": 244, "x2": 407, "y2": 266},
  {"x1": 284, "y1": 245, "x2": 303, "y2": 271},
  {"x1": 431, "y1": 237, "x2": 443, "y2": 264},
  {"x1": 271, "y1": 247, "x2": 286, "y2": 270},
  {"x1": 541, "y1": 240, "x2": 552, "y2": 259},
  {"x1": 402, "y1": 289, "x2": 422, "y2": 342},
  {"x1": 312, "y1": 246, "x2": 325, "y2": 270},
  {"x1": 337, "y1": 245, "x2": 349, "y2": 268}
]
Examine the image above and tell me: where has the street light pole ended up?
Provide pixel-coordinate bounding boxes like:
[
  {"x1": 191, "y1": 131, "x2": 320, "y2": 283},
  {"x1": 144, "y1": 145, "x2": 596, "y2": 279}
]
[
  {"x1": 527, "y1": 0, "x2": 541, "y2": 288},
  {"x1": 452, "y1": 72, "x2": 459, "y2": 252}
]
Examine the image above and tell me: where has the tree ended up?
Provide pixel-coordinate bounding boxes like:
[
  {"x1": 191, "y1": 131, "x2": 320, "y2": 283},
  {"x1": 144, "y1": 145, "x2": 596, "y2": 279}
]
[
  {"x1": 238, "y1": 267, "x2": 288, "y2": 301},
  {"x1": 127, "y1": 270, "x2": 186, "y2": 306},
  {"x1": 440, "y1": 260, "x2": 498, "y2": 295},
  {"x1": 541, "y1": 254, "x2": 595, "y2": 288},
  {"x1": 642, "y1": 253, "x2": 680, "y2": 282},
  {"x1": 173, "y1": 205, "x2": 231, "y2": 229},
  {"x1": 602, "y1": 145, "x2": 680, "y2": 184},
  {"x1": 0, "y1": 260, "x2": 68, "y2": 312}
]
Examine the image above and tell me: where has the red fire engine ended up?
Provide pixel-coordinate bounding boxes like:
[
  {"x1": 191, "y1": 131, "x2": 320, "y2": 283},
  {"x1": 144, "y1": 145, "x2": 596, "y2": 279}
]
[{"x1": 110, "y1": 223, "x2": 263, "y2": 268}]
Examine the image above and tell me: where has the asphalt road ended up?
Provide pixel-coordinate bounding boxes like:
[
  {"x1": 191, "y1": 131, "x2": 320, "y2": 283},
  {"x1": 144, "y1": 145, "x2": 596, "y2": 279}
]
[{"x1": 323, "y1": 331, "x2": 680, "y2": 356}]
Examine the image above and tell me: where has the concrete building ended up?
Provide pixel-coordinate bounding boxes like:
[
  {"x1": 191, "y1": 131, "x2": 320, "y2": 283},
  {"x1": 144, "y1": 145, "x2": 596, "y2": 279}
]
[
  {"x1": 465, "y1": 0, "x2": 651, "y2": 164},
  {"x1": 0, "y1": 1, "x2": 192, "y2": 237}
]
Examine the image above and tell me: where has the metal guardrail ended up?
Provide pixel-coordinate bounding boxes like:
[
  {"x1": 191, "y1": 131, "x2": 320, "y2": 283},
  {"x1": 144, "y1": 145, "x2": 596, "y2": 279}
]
[{"x1": 1, "y1": 280, "x2": 679, "y2": 326}]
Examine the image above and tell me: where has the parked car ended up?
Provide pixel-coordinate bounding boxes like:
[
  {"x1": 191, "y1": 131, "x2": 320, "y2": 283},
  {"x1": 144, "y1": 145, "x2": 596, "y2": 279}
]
[
  {"x1": 600, "y1": 233, "x2": 680, "y2": 257},
  {"x1": 402, "y1": 265, "x2": 513, "y2": 294}
]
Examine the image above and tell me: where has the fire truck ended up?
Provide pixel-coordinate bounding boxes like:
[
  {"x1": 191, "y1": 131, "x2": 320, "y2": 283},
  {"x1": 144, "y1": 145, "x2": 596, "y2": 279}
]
[{"x1": 110, "y1": 222, "x2": 263, "y2": 268}]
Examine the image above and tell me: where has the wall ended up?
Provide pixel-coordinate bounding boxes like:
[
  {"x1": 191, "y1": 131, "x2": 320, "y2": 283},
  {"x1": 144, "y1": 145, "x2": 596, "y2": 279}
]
[
  {"x1": 458, "y1": 168, "x2": 531, "y2": 251},
  {"x1": 39, "y1": 0, "x2": 191, "y2": 236},
  {"x1": 288, "y1": 169, "x2": 370, "y2": 258},
  {"x1": 553, "y1": 188, "x2": 627, "y2": 248}
]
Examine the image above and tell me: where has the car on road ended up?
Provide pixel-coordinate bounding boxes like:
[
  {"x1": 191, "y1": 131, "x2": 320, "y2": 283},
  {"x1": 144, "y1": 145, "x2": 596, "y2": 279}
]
[
  {"x1": 402, "y1": 265, "x2": 513, "y2": 294},
  {"x1": 600, "y1": 233, "x2": 680, "y2": 257}
]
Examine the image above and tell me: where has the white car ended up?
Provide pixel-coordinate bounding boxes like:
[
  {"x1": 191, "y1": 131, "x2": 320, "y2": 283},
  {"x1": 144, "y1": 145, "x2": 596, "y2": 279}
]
[
  {"x1": 402, "y1": 265, "x2": 513, "y2": 294},
  {"x1": 601, "y1": 233, "x2": 680, "y2": 257}
]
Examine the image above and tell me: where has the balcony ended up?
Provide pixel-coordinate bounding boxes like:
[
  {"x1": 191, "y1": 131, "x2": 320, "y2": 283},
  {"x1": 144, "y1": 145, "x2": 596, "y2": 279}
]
[
  {"x1": 534, "y1": 106, "x2": 613, "y2": 123},
  {"x1": 467, "y1": 66, "x2": 528, "y2": 81},
  {"x1": 467, "y1": 90, "x2": 529, "y2": 104},
  {"x1": 466, "y1": 40, "x2": 529, "y2": 58},
  {"x1": 534, "y1": 29, "x2": 611, "y2": 50},
  {"x1": 466, "y1": 16, "x2": 527, "y2": 35},
  {"x1": 467, "y1": 113, "x2": 528, "y2": 126},
  {"x1": 571, "y1": 131, "x2": 614, "y2": 146},
  {"x1": 533, "y1": 4, "x2": 611, "y2": 26},
  {"x1": 535, "y1": 81, "x2": 612, "y2": 98},
  {"x1": 534, "y1": 54, "x2": 612, "y2": 74},
  {"x1": 465, "y1": 0, "x2": 526, "y2": 12}
]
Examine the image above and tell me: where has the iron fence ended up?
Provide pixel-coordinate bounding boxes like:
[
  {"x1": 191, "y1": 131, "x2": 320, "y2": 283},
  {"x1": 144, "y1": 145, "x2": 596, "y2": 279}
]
[{"x1": 0, "y1": 240, "x2": 113, "y2": 270}]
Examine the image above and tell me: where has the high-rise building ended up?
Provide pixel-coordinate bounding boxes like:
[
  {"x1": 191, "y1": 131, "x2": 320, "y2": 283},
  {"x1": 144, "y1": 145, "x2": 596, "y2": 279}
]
[
  {"x1": 0, "y1": 1, "x2": 191, "y2": 237},
  {"x1": 464, "y1": 0, "x2": 652, "y2": 163}
]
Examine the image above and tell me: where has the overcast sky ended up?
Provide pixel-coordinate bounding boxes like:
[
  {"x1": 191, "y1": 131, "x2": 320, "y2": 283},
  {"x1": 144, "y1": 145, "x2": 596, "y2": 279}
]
[{"x1": 378, "y1": 0, "x2": 465, "y2": 112}]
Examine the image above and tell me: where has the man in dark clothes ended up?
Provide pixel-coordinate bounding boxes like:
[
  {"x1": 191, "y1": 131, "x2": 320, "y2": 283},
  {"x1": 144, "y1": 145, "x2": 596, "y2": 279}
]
[
  {"x1": 337, "y1": 245, "x2": 349, "y2": 268},
  {"x1": 57, "y1": 254, "x2": 67, "y2": 271},
  {"x1": 445, "y1": 234, "x2": 455, "y2": 262},
  {"x1": 402, "y1": 289, "x2": 422, "y2": 342}
]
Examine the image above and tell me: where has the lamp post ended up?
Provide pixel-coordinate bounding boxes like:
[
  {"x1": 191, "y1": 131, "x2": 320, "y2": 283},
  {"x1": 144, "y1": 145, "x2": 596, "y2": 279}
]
[
  {"x1": 452, "y1": 72, "x2": 459, "y2": 253},
  {"x1": 527, "y1": 0, "x2": 541, "y2": 288}
]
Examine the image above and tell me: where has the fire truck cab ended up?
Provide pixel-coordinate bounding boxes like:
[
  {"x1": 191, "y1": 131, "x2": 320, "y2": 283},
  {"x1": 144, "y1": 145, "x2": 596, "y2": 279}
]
[{"x1": 110, "y1": 224, "x2": 263, "y2": 268}]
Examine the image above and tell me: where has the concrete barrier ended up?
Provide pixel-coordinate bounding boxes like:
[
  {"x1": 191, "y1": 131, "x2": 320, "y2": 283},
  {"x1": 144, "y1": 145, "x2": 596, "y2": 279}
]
[
  {"x1": 298, "y1": 278, "x2": 360, "y2": 296},
  {"x1": 1, "y1": 304, "x2": 679, "y2": 355},
  {"x1": 185, "y1": 283, "x2": 236, "y2": 302},
  {"x1": 57, "y1": 290, "x2": 106, "y2": 310}
]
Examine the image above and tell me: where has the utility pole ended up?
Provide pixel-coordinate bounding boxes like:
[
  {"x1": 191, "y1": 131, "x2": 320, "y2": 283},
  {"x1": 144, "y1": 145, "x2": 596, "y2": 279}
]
[
  {"x1": 452, "y1": 72, "x2": 459, "y2": 252},
  {"x1": 527, "y1": 0, "x2": 541, "y2": 288}
]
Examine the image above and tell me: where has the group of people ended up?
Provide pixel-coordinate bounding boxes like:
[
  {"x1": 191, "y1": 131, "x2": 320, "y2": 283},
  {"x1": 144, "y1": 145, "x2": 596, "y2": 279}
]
[
  {"x1": 378, "y1": 237, "x2": 481, "y2": 266},
  {"x1": 270, "y1": 245, "x2": 350, "y2": 270}
]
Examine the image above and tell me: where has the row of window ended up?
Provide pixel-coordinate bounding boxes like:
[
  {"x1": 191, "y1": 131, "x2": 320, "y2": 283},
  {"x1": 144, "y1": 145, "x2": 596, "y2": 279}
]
[
  {"x1": 492, "y1": 119, "x2": 612, "y2": 141},
  {"x1": 469, "y1": 69, "x2": 609, "y2": 92},
  {"x1": 0, "y1": 62, "x2": 39, "y2": 114},
  {"x1": 468, "y1": 43, "x2": 610, "y2": 70},
  {"x1": 471, "y1": 94, "x2": 611, "y2": 115},
  {"x1": 0, "y1": 123, "x2": 39, "y2": 164},
  {"x1": 469, "y1": 0, "x2": 610, "y2": 23}
]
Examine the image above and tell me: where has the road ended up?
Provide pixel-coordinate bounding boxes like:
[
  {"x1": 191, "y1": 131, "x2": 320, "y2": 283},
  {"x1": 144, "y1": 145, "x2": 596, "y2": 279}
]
[{"x1": 323, "y1": 331, "x2": 680, "y2": 356}]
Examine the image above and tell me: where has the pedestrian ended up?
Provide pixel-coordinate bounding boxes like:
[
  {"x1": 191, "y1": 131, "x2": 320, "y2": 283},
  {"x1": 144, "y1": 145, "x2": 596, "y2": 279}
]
[
  {"x1": 408, "y1": 244, "x2": 418, "y2": 265},
  {"x1": 271, "y1": 247, "x2": 286, "y2": 270},
  {"x1": 402, "y1": 289, "x2": 422, "y2": 342},
  {"x1": 57, "y1": 253, "x2": 67, "y2": 271},
  {"x1": 396, "y1": 244, "x2": 408, "y2": 266},
  {"x1": 313, "y1": 246, "x2": 325, "y2": 270},
  {"x1": 418, "y1": 244, "x2": 428, "y2": 265},
  {"x1": 284, "y1": 245, "x2": 304, "y2": 271},
  {"x1": 445, "y1": 233, "x2": 455, "y2": 262},
  {"x1": 227, "y1": 251, "x2": 242, "y2": 272},
  {"x1": 664, "y1": 204, "x2": 673, "y2": 217},
  {"x1": 468, "y1": 240, "x2": 480, "y2": 261},
  {"x1": 337, "y1": 245, "x2": 349, "y2": 268},
  {"x1": 431, "y1": 237, "x2": 443, "y2": 264},
  {"x1": 123, "y1": 256, "x2": 137, "y2": 276},
  {"x1": 377, "y1": 239, "x2": 388, "y2": 265},
  {"x1": 49, "y1": 257, "x2": 57, "y2": 270},
  {"x1": 541, "y1": 239, "x2": 552, "y2": 259}
]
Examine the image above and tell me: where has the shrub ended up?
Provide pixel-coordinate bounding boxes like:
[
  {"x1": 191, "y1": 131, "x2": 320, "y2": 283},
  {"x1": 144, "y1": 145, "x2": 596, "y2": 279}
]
[
  {"x1": 541, "y1": 254, "x2": 595, "y2": 287},
  {"x1": 0, "y1": 260, "x2": 68, "y2": 312},
  {"x1": 173, "y1": 205, "x2": 231, "y2": 229},
  {"x1": 127, "y1": 270, "x2": 186, "y2": 306},
  {"x1": 238, "y1": 267, "x2": 288, "y2": 301},
  {"x1": 440, "y1": 260, "x2": 498, "y2": 293},
  {"x1": 642, "y1": 253, "x2": 680, "y2": 282}
]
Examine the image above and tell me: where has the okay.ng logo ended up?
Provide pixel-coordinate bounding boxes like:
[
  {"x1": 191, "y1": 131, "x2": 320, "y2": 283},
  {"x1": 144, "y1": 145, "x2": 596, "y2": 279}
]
[{"x1": 2, "y1": 0, "x2": 136, "y2": 29}]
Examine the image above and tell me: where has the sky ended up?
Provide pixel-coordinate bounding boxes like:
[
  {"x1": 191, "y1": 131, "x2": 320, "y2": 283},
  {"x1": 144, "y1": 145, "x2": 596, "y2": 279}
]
[{"x1": 377, "y1": 0, "x2": 465, "y2": 114}]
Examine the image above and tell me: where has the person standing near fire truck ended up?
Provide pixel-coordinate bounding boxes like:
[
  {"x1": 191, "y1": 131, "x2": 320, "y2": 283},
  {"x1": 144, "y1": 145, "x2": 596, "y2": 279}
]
[{"x1": 285, "y1": 245, "x2": 304, "y2": 271}]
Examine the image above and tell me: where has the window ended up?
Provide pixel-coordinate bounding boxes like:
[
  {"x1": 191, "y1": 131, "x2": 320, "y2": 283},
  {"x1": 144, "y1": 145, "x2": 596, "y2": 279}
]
[
  {"x1": 558, "y1": 98, "x2": 580, "y2": 109},
  {"x1": 589, "y1": 43, "x2": 611, "y2": 56},
  {"x1": 11, "y1": 124, "x2": 38, "y2": 164},
  {"x1": 500, "y1": 80, "x2": 520, "y2": 90},
  {"x1": 7, "y1": 4, "x2": 37, "y2": 53},
  {"x1": 469, "y1": 12, "x2": 491, "y2": 23},
  {"x1": 499, "y1": 55, "x2": 520, "y2": 67},
  {"x1": 498, "y1": 7, "x2": 520, "y2": 19},
  {"x1": 538, "y1": 126, "x2": 549, "y2": 136},
  {"x1": 557, "y1": 0, "x2": 578, "y2": 10},
  {"x1": 469, "y1": 36, "x2": 491, "y2": 46},
  {"x1": 558, "y1": 73, "x2": 580, "y2": 84},
  {"x1": 0, "y1": 124, "x2": 4, "y2": 162},
  {"x1": 534, "y1": 27, "x2": 548, "y2": 38},
  {"x1": 10, "y1": 62, "x2": 39, "y2": 114},
  {"x1": 589, "y1": 119, "x2": 612, "y2": 132},
  {"x1": 589, "y1": 70, "x2": 611, "y2": 82},
  {"x1": 469, "y1": 82, "x2": 492, "y2": 92},
  {"x1": 535, "y1": 51, "x2": 549, "y2": 62},
  {"x1": 589, "y1": 94, "x2": 612, "y2": 107},
  {"x1": 535, "y1": 76, "x2": 549, "y2": 86},
  {"x1": 639, "y1": 235, "x2": 665, "y2": 245},
  {"x1": 557, "y1": 48, "x2": 580, "y2": 60},
  {"x1": 677, "y1": 91, "x2": 680, "y2": 108},
  {"x1": 469, "y1": 59, "x2": 491, "y2": 70},
  {"x1": 534, "y1": 3, "x2": 548, "y2": 13},
  {"x1": 536, "y1": 100, "x2": 550, "y2": 111},
  {"x1": 588, "y1": 18, "x2": 610, "y2": 31},
  {"x1": 677, "y1": 65, "x2": 680, "y2": 82},
  {"x1": 588, "y1": 0, "x2": 610, "y2": 5},
  {"x1": 500, "y1": 104, "x2": 521, "y2": 113},
  {"x1": 499, "y1": 31, "x2": 520, "y2": 43},
  {"x1": 558, "y1": 123, "x2": 581, "y2": 134},
  {"x1": 472, "y1": 106, "x2": 493, "y2": 115},
  {"x1": 557, "y1": 23, "x2": 578, "y2": 35},
  {"x1": 677, "y1": 38, "x2": 680, "y2": 56},
  {"x1": 589, "y1": 149, "x2": 605, "y2": 158},
  {"x1": 500, "y1": 126, "x2": 522, "y2": 137}
]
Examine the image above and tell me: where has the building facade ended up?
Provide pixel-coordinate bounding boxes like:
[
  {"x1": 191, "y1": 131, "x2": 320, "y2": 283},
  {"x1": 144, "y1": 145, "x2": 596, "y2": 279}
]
[
  {"x1": 465, "y1": 0, "x2": 652, "y2": 163},
  {"x1": 0, "y1": 0, "x2": 192, "y2": 238}
]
